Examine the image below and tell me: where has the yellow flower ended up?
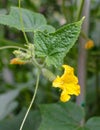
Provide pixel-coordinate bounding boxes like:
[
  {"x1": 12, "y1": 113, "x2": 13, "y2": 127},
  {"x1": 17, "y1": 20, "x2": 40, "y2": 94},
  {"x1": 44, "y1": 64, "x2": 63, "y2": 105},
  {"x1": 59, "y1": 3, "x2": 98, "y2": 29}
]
[
  {"x1": 10, "y1": 58, "x2": 26, "y2": 65},
  {"x1": 85, "y1": 39, "x2": 94, "y2": 49},
  {"x1": 52, "y1": 65, "x2": 80, "y2": 102}
]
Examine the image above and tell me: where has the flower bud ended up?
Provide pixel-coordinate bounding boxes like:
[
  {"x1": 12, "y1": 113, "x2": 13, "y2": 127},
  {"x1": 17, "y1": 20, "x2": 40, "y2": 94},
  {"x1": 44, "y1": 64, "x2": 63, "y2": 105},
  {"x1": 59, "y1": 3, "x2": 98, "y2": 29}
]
[
  {"x1": 10, "y1": 58, "x2": 26, "y2": 65},
  {"x1": 42, "y1": 68, "x2": 56, "y2": 81},
  {"x1": 85, "y1": 39, "x2": 94, "y2": 49}
]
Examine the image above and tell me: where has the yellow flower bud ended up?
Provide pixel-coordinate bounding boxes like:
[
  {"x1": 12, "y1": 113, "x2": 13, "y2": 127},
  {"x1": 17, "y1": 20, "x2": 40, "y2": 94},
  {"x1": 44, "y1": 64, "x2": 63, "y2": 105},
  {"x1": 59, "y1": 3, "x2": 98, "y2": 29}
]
[
  {"x1": 85, "y1": 39, "x2": 94, "y2": 49},
  {"x1": 10, "y1": 58, "x2": 26, "y2": 65}
]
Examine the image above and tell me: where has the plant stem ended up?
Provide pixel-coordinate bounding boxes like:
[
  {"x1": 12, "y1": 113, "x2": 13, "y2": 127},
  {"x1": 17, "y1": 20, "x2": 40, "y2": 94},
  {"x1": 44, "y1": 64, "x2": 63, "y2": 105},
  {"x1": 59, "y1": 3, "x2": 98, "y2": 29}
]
[
  {"x1": 95, "y1": 58, "x2": 100, "y2": 112},
  {"x1": 81, "y1": 31, "x2": 89, "y2": 40},
  {"x1": 18, "y1": 0, "x2": 29, "y2": 44},
  {"x1": 62, "y1": 0, "x2": 67, "y2": 21},
  {"x1": 76, "y1": 0, "x2": 84, "y2": 21},
  {"x1": 19, "y1": 70, "x2": 40, "y2": 130},
  {"x1": 32, "y1": 58, "x2": 42, "y2": 70},
  {"x1": 0, "y1": 46, "x2": 27, "y2": 51},
  {"x1": 77, "y1": 0, "x2": 90, "y2": 108}
]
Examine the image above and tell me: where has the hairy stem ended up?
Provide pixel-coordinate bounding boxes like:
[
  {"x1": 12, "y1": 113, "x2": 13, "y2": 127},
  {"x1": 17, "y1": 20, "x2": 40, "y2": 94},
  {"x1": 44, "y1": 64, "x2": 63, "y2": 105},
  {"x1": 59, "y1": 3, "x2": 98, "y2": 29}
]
[
  {"x1": 18, "y1": 0, "x2": 29, "y2": 44},
  {"x1": 76, "y1": 0, "x2": 85, "y2": 21},
  {"x1": 19, "y1": 70, "x2": 40, "y2": 130},
  {"x1": 0, "y1": 46, "x2": 27, "y2": 51}
]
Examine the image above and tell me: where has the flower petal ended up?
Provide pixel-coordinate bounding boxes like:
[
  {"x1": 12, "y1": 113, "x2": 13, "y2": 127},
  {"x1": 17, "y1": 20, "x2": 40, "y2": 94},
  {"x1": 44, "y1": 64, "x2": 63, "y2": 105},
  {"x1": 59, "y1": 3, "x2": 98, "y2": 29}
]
[
  {"x1": 61, "y1": 65, "x2": 78, "y2": 84},
  {"x1": 60, "y1": 89, "x2": 71, "y2": 102},
  {"x1": 62, "y1": 65, "x2": 74, "y2": 75},
  {"x1": 63, "y1": 83, "x2": 80, "y2": 96},
  {"x1": 52, "y1": 76, "x2": 63, "y2": 88}
]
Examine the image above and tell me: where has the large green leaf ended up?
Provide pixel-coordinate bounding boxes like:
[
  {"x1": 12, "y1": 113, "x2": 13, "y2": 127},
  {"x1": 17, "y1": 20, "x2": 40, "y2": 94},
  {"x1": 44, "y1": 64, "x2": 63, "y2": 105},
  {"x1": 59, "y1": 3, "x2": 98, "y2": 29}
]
[
  {"x1": 0, "y1": 7, "x2": 55, "y2": 33},
  {"x1": 85, "y1": 117, "x2": 100, "y2": 130},
  {"x1": 0, "y1": 84, "x2": 33, "y2": 121},
  {"x1": 0, "y1": 90, "x2": 19, "y2": 120},
  {"x1": 0, "y1": 109, "x2": 41, "y2": 130},
  {"x1": 39, "y1": 102, "x2": 85, "y2": 130},
  {"x1": 34, "y1": 18, "x2": 84, "y2": 67}
]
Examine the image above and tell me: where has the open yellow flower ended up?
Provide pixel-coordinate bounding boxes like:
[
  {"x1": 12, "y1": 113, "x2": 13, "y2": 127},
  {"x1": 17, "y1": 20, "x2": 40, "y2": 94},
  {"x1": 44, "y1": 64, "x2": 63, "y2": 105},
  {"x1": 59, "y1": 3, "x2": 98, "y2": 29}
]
[{"x1": 52, "y1": 65, "x2": 80, "y2": 102}]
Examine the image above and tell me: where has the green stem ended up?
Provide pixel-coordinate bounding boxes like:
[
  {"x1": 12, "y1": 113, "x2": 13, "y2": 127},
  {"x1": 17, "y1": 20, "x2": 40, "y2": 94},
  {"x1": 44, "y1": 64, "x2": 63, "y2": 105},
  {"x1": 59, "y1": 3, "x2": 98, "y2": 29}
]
[
  {"x1": 18, "y1": 0, "x2": 29, "y2": 44},
  {"x1": 0, "y1": 46, "x2": 27, "y2": 51},
  {"x1": 76, "y1": 0, "x2": 90, "y2": 41},
  {"x1": 19, "y1": 70, "x2": 40, "y2": 130},
  {"x1": 81, "y1": 31, "x2": 89, "y2": 40},
  {"x1": 32, "y1": 58, "x2": 42, "y2": 70},
  {"x1": 62, "y1": 0, "x2": 68, "y2": 21},
  {"x1": 95, "y1": 58, "x2": 100, "y2": 111},
  {"x1": 76, "y1": 0, "x2": 84, "y2": 21}
]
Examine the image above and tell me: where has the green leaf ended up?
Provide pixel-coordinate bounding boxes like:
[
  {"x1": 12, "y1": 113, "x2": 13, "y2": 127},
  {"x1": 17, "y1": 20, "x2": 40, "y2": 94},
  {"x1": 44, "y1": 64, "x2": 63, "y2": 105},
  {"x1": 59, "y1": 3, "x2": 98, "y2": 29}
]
[
  {"x1": 0, "y1": 90, "x2": 19, "y2": 120},
  {"x1": 39, "y1": 102, "x2": 85, "y2": 130},
  {"x1": 0, "y1": 7, "x2": 55, "y2": 33},
  {"x1": 0, "y1": 109, "x2": 41, "y2": 130},
  {"x1": 85, "y1": 117, "x2": 100, "y2": 130},
  {"x1": 76, "y1": 127, "x2": 89, "y2": 130},
  {"x1": 34, "y1": 18, "x2": 84, "y2": 67}
]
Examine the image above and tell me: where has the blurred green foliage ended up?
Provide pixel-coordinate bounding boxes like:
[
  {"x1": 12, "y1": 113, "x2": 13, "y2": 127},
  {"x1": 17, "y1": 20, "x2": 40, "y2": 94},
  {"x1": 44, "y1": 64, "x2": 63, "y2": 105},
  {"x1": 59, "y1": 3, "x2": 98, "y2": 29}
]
[{"x1": 0, "y1": 0, "x2": 100, "y2": 130}]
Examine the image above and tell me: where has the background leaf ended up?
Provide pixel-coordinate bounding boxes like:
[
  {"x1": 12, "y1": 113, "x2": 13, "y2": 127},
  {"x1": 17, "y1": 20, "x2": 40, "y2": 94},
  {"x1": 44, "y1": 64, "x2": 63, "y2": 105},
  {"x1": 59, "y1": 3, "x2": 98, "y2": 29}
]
[
  {"x1": 0, "y1": 89, "x2": 19, "y2": 120},
  {"x1": 0, "y1": 7, "x2": 55, "y2": 33},
  {"x1": 38, "y1": 102, "x2": 85, "y2": 130},
  {"x1": 34, "y1": 18, "x2": 84, "y2": 67},
  {"x1": 85, "y1": 117, "x2": 100, "y2": 130},
  {"x1": 0, "y1": 109, "x2": 41, "y2": 130}
]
